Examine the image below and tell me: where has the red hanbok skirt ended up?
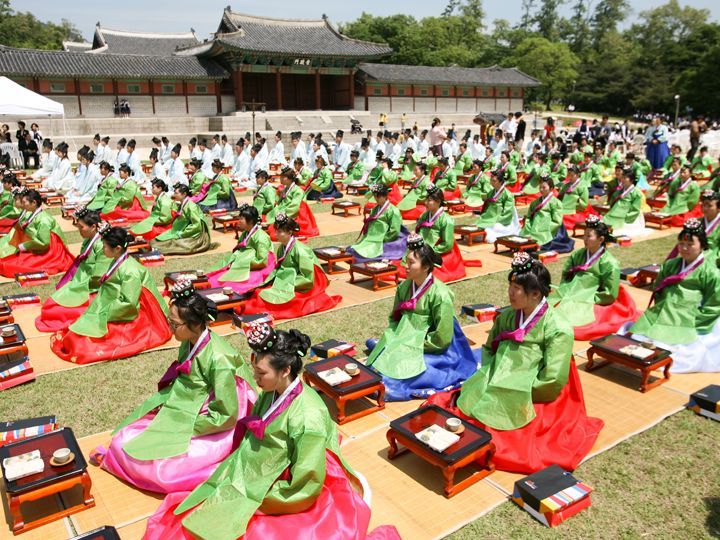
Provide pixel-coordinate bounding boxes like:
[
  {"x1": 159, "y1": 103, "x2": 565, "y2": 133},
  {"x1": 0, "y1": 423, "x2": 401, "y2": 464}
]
[
  {"x1": 35, "y1": 296, "x2": 93, "y2": 333},
  {"x1": 268, "y1": 202, "x2": 319, "y2": 240},
  {"x1": 0, "y1": 217, "x2": 16, "y2": 234},
  {"x1": 507, "y1": 182, "x2": 523, "y2": 193},
  {"x1": 102, "y1": 198, "x2": 150, "y2": 222},
  {"x1": 400, "y1": 204, "x2": 426, "y2": 221},
  {"x1": 50, "y1": 288, "x2": 172, "y2": 365},
  {"x1": 442, "y1": 187, "x2": 462, "y2": 200},
  {"x1": 668, "y1": 204, "x2": 703, "y2": 227},
  {"x1": 137, "y1": 223, "x2": 173, "y2": 241},
  {"x1": 240, "y1": 266, "x2": 341, "y2": 321},
  {"x1": 562, "y1": 204, "x2": 598, "y2": 231},
  {"x1": 143, "y1": 451, "x2": 400, "y2": 540},
  {"x1": 396, "y1": 243, "x2": 468, "y2": 283},
  {"x1": 0, "y1": 233, "x2": 74, "y2": 278},
  {"x1": 573, "y1": 285, "x2": 640, "y2": 341},
  {"x1": 424, "y1": 361, "x2": 604, "y2": 474}
]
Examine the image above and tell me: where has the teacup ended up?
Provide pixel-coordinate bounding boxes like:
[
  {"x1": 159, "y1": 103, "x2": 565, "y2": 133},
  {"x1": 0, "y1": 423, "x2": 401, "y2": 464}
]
[
  {"x1": 345, "y1": 363, "x2": 360, "y2": 376},
  {"x1": 1, "y1": 325, "x2": 15, "y2": 338},
  {"x1": 53, "y1": 448, "x2": 71, "y2": 463},
  {"x1": 196, "y1": 269, "x2": 205, "y2": 277},
  {"x1": 222, "y1": 286, "x2": 233, "y2": 296},
  {"x1": 135, "y1": 236, "x2": 144, "y2": 242},
  {"x1": 445, "y1": 417, "x2": 462, "y2": 432}
]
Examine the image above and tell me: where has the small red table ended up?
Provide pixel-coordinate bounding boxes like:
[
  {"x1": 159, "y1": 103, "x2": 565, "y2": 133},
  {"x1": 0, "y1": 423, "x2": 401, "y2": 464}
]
[
  {"x1": 445, "y1": 199, "x2": 466, "y2": 215},
  {"x1": 632, "y1": 264, "x2": 660, "y2": 287},
  {"x1": 644, "y1": 212, "x2": 674, "y2": 230},
  {"x1": 303, "y1": 355, "x2": 385, "y2": 424},
  {"x1": 198, "y1": 288, "x2": 248, "y2": 326},
  {"x1": 349, "y1": 262, "x2": 399, "y2": 291},
  {"x1": 454, "y1": 225, "x2": 486, "y2": 246},
  {"x1": 386, "y1": 405, "x2": 495, "y2": 498},
  {"x1": 212, "y1": 214, "x2": 241, "y2": 233},
  {"x1": 163, "y1": 270, "x2": 212, "y2": 291},
  {"x1": 313, "y1": 247, "x2": 354, "y2": 275},
  {"x1": 493, "y1": 235, "x2": 539, "y2": 254},
  {"x1": 331, "y1": 201, "x2": 362, "y2": 217}
]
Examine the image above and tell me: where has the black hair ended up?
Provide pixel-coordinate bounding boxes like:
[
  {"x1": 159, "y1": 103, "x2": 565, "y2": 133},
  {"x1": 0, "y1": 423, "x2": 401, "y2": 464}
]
[
  {"x1": 118, "y1": 164, "x2": 132, "y2": 175},
  {"x1": 539, "y1": 175, "x2": 554, "y2": 189},
  {"x1": 189, "y1": 137, "x2": 197, "y2": 146},
  {"x1": 255, "y1": 328, "x2": 311, "y2": 379},
  {"x1": 173, "y1": 292, "x2": 212, "y2": 328},
  {"x1": 2, "y1": 173, "x2": 19, "y2": 187},
  {"x1": 587, "y1": 221, "x2": 613, "y2": 246},
  {"x1": 426, "y1": 187, "x2": 445, "y2": 205},
  {"x1": 256, "y1": 170, "x2": 269, "y2": 180},
  {"x1": 102, "y1": 227, "x2": 131, "y2": 250},
  {"x1": 84, "y1": 150, "x2": 95, "y2": 162},
  {"x1": 174, "y1": 184, "x2": 191, "y2": 196},
  {"x1": 78, "y1": 209, "x2": 102, "y2": 227},
  {"x1": 151, "y1": 137, "x2": 161, "y2": 145},
  {"x1": 151, "y1": 178, "x2": 168, "y2": 192},
  {"x1": 238, "y1": 204, "x2": 260, "y2": 225},
  {"x1": 414, "y1": 162, "x2": 427, "y2": 173},
  {"x1": 622, "y1": 168, "x2": 637, "y2": 184},
  {"x1": 22, "y1": 189, "x2": 42, "y2": 207},
  {"x1": 408, "y1": 240, "x2": 442, "y2": 271},
  {"x1": 127, "y1": 139, "x2": 136, "y2": 149},
  {"x1": 678, "y1": 227, "x2": 709, "y2": 250},
  {"x1": 282, "y1": 168, "x2": 298, "y2": 182},
  {"x1": 275, "y1": 215, "x2": 300, "y2": 233},
  {"x1": 508, "y1": 260, "x2": 551, "y2": 298}
]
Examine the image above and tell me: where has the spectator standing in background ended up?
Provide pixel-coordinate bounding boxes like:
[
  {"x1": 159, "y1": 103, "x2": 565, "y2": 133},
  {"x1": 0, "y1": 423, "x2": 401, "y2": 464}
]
[{"x1": 514, "y1": 112, "x2": 526, "y2": 149}]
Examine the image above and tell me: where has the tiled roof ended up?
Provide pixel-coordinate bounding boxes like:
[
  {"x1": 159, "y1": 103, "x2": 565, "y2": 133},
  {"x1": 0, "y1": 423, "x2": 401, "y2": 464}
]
[
  {"x1": 358, "y1": 63, "x2": 541, "y2": 87},
  {"x1": 192, "y1": 10, "x2": 391, "y2": 58},
  {"x1": 62, "y1": 41, "x2": 92, "y2": 53},
  {"x1": 91, "y1": 25, "x2": 200, "y2": 56},
  {"x1": 0, "y1": 45, "x2": 227, "y2": 79}
]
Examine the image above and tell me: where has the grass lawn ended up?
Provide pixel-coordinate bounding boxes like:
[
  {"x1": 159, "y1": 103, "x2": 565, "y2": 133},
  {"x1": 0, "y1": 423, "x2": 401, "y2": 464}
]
[{"x1": 0, "y1": 226, "x2": 717, "y2": 538}]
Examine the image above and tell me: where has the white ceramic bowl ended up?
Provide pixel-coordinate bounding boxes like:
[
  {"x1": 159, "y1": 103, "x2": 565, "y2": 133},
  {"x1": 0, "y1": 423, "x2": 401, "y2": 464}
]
[
  {"x1": 1, "y1": 325, "x2": 15, "y2": 337},
  {"x1": 445, "y1": 417, "x2": 462, "y2": 432},
  {"x1": 222, "y1": 287, "x2": 233, "y2": 296},
  {"x1": 345, "y1": 363, "x2": 359, "y2": 375},
  {"x1": 53, "y1": 448, "x2": 71, "y2": 462}
]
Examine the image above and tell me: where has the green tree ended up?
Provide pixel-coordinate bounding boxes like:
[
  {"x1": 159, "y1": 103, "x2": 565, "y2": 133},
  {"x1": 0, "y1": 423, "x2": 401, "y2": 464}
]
[
  {"x1": 0, "y1": 0, "x2": 83, "y2": 50},
  {"x1": 339, "y1": 13, "x2": 418, "y2": 65},
  {"x1": 532, "y1": 0, "x2": 565, "y2": 42},
  {"x1": 507, "y1": 36, "x2": 579, "y2": 110},
  {"x1": 590, "y1": 0, "x2": 629, "y2": 46}
]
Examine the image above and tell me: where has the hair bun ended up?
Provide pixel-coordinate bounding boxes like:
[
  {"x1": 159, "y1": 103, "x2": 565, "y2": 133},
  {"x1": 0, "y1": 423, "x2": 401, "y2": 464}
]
[{"x1": 288, "y1": 329, "x2": 311, "y2": 358}]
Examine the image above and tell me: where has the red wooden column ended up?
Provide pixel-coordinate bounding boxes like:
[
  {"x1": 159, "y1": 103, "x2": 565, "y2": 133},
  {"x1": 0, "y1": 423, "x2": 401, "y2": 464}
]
[
  {"x1": 348, "y1": 70, "x2": 355, "y2": 109},
  {"x1": 232, "y1": 69, "x2": 244, "y2": 111},
  {"x1": 275, "y1": 70, "x2": 283, "y2": 110},
  {"x1": 149, "y1": 79, "x2": 156, "y2": 115},
  {"x1": 215, "y1": 80, "x2": 222, "y2": 114},
  {"x1": 314, "y1": 70, "x2": 321, "y2": 110},
  {"x1": 182, "y1": 81, "x2": 189, "y2": 114},
  {"x1": 74, "y1": 78, "x2": 82, "y2": 116}
]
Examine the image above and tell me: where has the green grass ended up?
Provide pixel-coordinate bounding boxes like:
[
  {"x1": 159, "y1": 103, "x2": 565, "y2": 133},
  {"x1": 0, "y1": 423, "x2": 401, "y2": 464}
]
[{"x1": 0, "y1": 231, "x2": 715, "y2": 538}]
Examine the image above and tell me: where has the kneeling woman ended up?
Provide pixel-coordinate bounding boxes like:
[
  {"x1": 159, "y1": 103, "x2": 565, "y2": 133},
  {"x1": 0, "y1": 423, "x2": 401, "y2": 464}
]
[
  {"x1": 152, "y1": 184, "x2": 212, "y2": 256},
  {"x1": 520, "y1": 175, "x2": 574, "y2": 253},
  {"x1": 206, "y1": 204, "x2": 276, "y2": 294},
  {"x1": 628, "y1": 219, "x2": 720, "y2": 373},
  {"x1": 426, "y1": 254, "x2": 603, "y2": 473},
  {"x1": 51, "y1": 227, "x2": 172, "y2": 364},
  {"x1": 366, "y1": 235, "x2": 479, "y2": 401},
  {"x1": 94, "y1": 282, "x2": 257, "y2": 494},
  {"x1": 35, "y1": 208, "x2": 111, "y2": 332},
  {"x1": 603, "y1": 169, "x2": 649, "y2": 238},
  {"x1": 659, "y1": 164, "x2": 701, "y2": 227},
  {"x1": 305, "y1": 155, "x2": 342, "y2": 200},
  {"x1": 549, "y1": 216, "x2": 639, "y2": 341},
  {"x1": 0, "y1": 189, "x2": 74, "y2": 278},
  {"x1": 242, "y1": 214, "x2": 341, "y2": 320},
  {"x1": 144, "y1": 324, "x2": 387, "y2": 540},
  {"x1": 100, "y1": 164, "x2": 150, "y2": 222},
  {"x1": 346, "y1": 183, "x2": 408, "y2": 263},
  {"x1": 266, "y1": 167, "x2": 319, "y2": 239},
  {"x1": 474, "y1": 170, "x2": 521, "y2": 243},
  {"x1": 397, "y1": 162, "x2": 430, "y2": 220},
  {"x1": 129, "y1": 178, "x2": 175, "y2": 240},
  {"x1": 397, "y1": 185, "x2": 468, "y2": 282},
  {"x1": 191, "y1": 159, "x2": 238, "y2": 212}
]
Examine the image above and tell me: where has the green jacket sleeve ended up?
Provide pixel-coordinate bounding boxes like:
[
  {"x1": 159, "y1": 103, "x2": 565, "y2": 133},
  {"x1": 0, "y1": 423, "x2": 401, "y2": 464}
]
[
  {"x1": 192, "y1": 359, "x2": 240, "y2": 436},
  {"x1": 295, "y1": 246, "x2": 316, "y2": 291},
  {"x1": 183, "y1": 203, "x2": 205, "y2": 237},
  {"x1": 22, "y1": 217, "x2": 52, "y2": 252},
  {"x1": 424, "y1": 286, "x2": 455, "y2": 353},
  {"x1": 697, "y1": 265, "x2": 720, "y2": 333},
  {"x1": 596, "y1": 256, "x2": 620, "y2": 305},
  {"x1": 532, "y1": 320, "x2": 572, "y2": 402},
  {"x1": 434, "y1": 214, "x2": 455, "y2": 254}
]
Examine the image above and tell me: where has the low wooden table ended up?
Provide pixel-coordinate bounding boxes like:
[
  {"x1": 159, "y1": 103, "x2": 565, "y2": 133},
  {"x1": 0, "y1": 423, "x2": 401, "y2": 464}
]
[
  {"x1": 445, "y1": 199, "x2": 466, "y2": 215},
  {"x1": 591, "y1": 204, "x2": 610, "y2": 215},
  {"x1": 633, "y1": 264, "x2": 660, "y2": 287},
  {"x1": 163, "y1": 270, "x2": 211, "y2": 291},
  {"x1": 586, "y1": 334, "x2": 673, "y2": 393},
  {"x1": 644, "y1": 212, "x2": 674, "y2": 230},
  {"x1": 40, "y1": 192, "x2": 64, "y2": 206},
  {"x1": 346, "y1": 184, "x2": 369, "y2": 196},
  {"x1": 0, "y1": 324, "x2": 28, "y2": 361},
  {"x1": 454, "y1": 225, "x2": 486, "y2": 246},
  {"x1": 197, "y1": 288, "x2": 249, "y2": 326},
  {"x1": 349, "y1": 262, "x2": 399, "y2": 291},
  {"x1": 126, "y1": 238, "x2": 151, "y2": 254},
  {"x1": 572, "y1": 222, "x2": 587, "y2": 237},
  {"x1": 313, "y1": 247, "x2": 354, "y2": 275},
  {"x1": 211, "y1": 214, "x2": 241, "y2": 233},
  {"x1": 331, "y1": 201, "x2": 362, "y2": 217},
  {"x1": 386, "y1": 405, "x2": 495, "y2": 498},
  {"x1": 0, "y1": 427, "x2": 94, "y2": 534},
  {"x1": 60, "y1": 206, "x2": 78, "y2": 220},
  {"x1": 71, "y1": 525, "x2": 121, "y2": 539},
  {"x1": 493, "y1": 235, "x2": 539, "y2": 254},
  {"x1": 303, "y1": 354, "x2": 385, "y2": 424},
  {"x1": 646, "y1": 197, "x2": 667, "y2": 210}
]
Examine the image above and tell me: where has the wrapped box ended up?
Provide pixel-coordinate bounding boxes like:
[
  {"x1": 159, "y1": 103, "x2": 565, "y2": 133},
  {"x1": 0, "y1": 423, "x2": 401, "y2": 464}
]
[
  {"x1": 3, "y1": 293, "x2": 41, "y2": 308},
  {"x1": 616, "y1": 236, "x2": 632, "y2": 247},
  {"x1": 0, "y1": 357, "x2": 35, "y2": 391},
  {"x1": 461, "y1": 303, "x2": 500, "y2": 323},
  {"x1": 233, "y1": 312, "x2": 273, "y2": 331},
  {"x1": 512, "y1": 464, "x2": 593, "y2": 527},
  {"x1": 320, "y1": 196, "x2": 336, "y2": 204},
  {"x1": 688, "y1": 384, "x2": 720, "y2": 421},
  {"x1": 539, "y1": 251, "x2": 558, "y2": 263},
  {"x1": 620, "y1": 267, "x2": 639, "y2": 282},
  {"x1": 208, "y1": 209, "x2": 227, "y2": 216},
  {"x1": 0, "y1": 415, "x2": 57, "y2": 446},
  {"x1": 15, "y1": 272, "x2": 49, "y2": 287},
  {"x1": 311, "y1": 339, "x2": 356, "y2": 360},
  {"x1": 133, "y1": 250, "x2": 165, "y2": 267}
]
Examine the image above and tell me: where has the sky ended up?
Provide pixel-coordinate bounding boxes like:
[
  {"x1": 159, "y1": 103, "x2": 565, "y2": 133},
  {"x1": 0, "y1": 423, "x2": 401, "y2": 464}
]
[{"x1": 11, "y1": 0, "x2": 719, "y2": 42}]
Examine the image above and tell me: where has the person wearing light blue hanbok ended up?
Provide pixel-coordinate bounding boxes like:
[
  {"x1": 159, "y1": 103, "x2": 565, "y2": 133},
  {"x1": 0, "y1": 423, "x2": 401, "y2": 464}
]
[
  {"x1": 43, "y1": 142, "x2": 75, "y2": 193},
  {"x1": 31, "y1": 139, "x2": 59, "y2": 181},
  {"x1": 164, "y1": 144, "x2": 186, "y2": 187},
  {"x1": 125, "y1": 140, "x2": 146, "y2": 185},
  {"x1": 198, "y1": 139, "x2": 213, "y2": 175},
  {"x1": 65, "y1": 151, "x2": 100, "y2": 205},
  {"x1": 210, "y1": 135, "x2": 222, "y2": 161},
  {"x1": 290, "y1": 133, "x2": 306, "y2": 163},
  {"x1": 645, "y1": 117, "x2": 670, "y2": 171},
  {"x1": 332, "y1": 130, "x2": 352, "y2": 172},
  {"x1": 114, "y1": 138, "x2": 129, "y2": 172},
  {"x1": 268, "y1": 131, "x2": 286, "y2": 165}
]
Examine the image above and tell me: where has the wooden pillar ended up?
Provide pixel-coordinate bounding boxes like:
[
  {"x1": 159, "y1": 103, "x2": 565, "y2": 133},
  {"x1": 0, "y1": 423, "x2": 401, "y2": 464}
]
[
  {"x1": 232, "y1": 69, "x2": 244, "y2": 111},
  {"x1": 455, "y1": 85, "x2": 459, "y2": 112},
  {"x1": 314, "y1": 70, "x2": 321, "y2": 110},
  {"x1": 149, "y1": 79, "x2": 156, "y2": 115},
  {"x1": 32, "y1": 77, "x2": 39, "y2": 93},
  {"x1": 215, "y1": 80, "x2": 222, "y2": 114},
  {"x1": 275, "y1": 70, "x2": 283, "y2": 110},
  {"x1": 411, "y1": 84, "x2": 415, "y2": 112},
  {"x1": 348, "y1": 70, "x2": 355, "y2": 110},
  {"x1": 74, "y1": 78, "x2": 82, "y2": 116},
  {"x1": 364, "y1": 84, "x2": 368, "y2": 111},
  {"x1": 493, "y1": 87, "x2": 497, "y2": 112},
  {"x1": 388, "y1": 84, "x2": 392, "y2": 113},
  {"x1": 508, "y1": 87, "x2": 512, "y2": 111}
]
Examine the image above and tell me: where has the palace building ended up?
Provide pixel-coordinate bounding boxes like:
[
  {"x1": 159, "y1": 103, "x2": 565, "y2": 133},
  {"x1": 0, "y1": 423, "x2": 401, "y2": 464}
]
[{"x1": 0, "y1": 7, "x2": 539, "y2": 118}]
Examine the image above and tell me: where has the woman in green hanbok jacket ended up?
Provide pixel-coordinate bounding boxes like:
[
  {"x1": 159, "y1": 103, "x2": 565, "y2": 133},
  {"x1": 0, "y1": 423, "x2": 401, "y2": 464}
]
[
  {"x1": 474, "y1": 170, "x2": 522, "y2": 243},
  {"x1": 100, "y1": 164, "x2": 149, "y2": 222},
  {"x1": 0, "y1": 189, "x2": 74, "y2": 277},
  {"x1": 51, "y1": 227, "x2": 172, "y2": 364},
  {"x1": 206, "y1": 204, "x2": 275, "y2": 294},
  {"x1": 192, "y1": 159, "x2": 238, "y2": 212},
  {"x1": 520, "y1": 152, "x2": 546, "y2": 194},
  {"x1": 425, "y1": 253, "x2": 603, "y2": 473},
  {"x1": 397, "y1": 162, "x2": 430, "y2": 219},
  {"x1": 305, "y1": 156, "x2": 342, "y2": 200},
  {"x1": 699, "y1": 190, "x2": 720, "y2": 259},
  {"x1": 660, "y1": 164, "x2": 701, "y2": 226},
  {"x1": 187, "y1": 159, "x2": 207, "y2": 195},
  {"x1": 520, "y1": 176, "x2": 573, "y2": 252},
  {"x1": 251, "y1": 170, "x2": 277, "y2": 217},
  {"x1": 86, "y1": 161, "x2": 118, "y2": 211},
  {"x1": 36, "y1": 208, "x2": 111, "y2": 332},
  {"x1": 266, "y1": 167, "x2": 320, "y2": 238},
  {"x1": 629, "y1": 219, "x2": 720, "y2": 373},
  {"x1": 603, "y1": 169, "x2": 648, "y2": 238},
  {"x1": 96, "y1": 283, "x2": 257, "y2": 494},
  {"x1": 347, "y1": 183, "x2": 407, "y2": 262},
  {"x1": 550, "y1": 216, "x2": 639, "y2": 340},
  {"x1": 152, "y1": 184, "x2": 212, "y2": 256},
  {"x1": 129, "y1": 178, "x2": 175, "y2": 240},
  {"x1": 343, "y1": 150, "x2": 366, "y2": 185},
  {"x1": 463, "y1": 159, "x2": 493, "y2": 208},
  {"x1": 366, "y1": 234, "x2": 479, "y2": 401},
  {"x1": 548, "y1": 153, "x2": 568, "y2": 185},
  {"x1": 397, "y1": 148, "x2": 417, "y2": 182},
  {"x1": 144, "y1": 325, "x2": 384, "y2": 540},
  {"x1": 292, "y1": 157, "x2": 313, "y2": 187},
  {"x1": 557, "y1": 164, "x2": 593, "y2": 230},
  {"x1": 0, "y1": 174, "x2": 21, "y2": 230},
  {"x1": 690, "y1": 146, "x2": 713, "y2": 180},
  {"x1": 432, "y1": 157, "x2": 459, "y2": 196}
]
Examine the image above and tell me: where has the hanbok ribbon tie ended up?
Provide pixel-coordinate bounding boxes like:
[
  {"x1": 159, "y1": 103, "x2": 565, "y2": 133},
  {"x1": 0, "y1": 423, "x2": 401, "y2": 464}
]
[
  {"x1": 491, "y1": 300, "x2": 548, "y2": 353},
  {"x1": 467, "y1": 173, "x2": 482, "y2": 189},
  {"x1": 650, "y1": 253, "x2": 704, "y2": 307},
  {"x1": 276, "y1": 236, "x2": 296, "y2": 266},
  {"x1": 480, "y1": 183, "x2": 506, "y2": 213},
  {"x1": 240, "y1": 377, "x2": 303, "y2": 439},
  {"x1": 415, "y1": 208, "x2": 444, "y2": 232},
  {"x1": 10, "y1": 210, "x2": 26, "y2": 229},
  {"x1": 560, "y1": 178, "x2": 581, "y2": 197},
  {"x1": 410, "y1": 175, "x2": 426, "y2": 190},
  {"x1": 234, "y1": 224, "x2": 259, "y2": 252},
  {"x1": 565, "y1": 247, "x2": 605, "y2": 279},
  {"x1": 20, "y1": 208, "x2": 41, "y2": 230},
  {"x1": 190, "y1": 173, "x2": 219, "y2": 203},
  {"x1": 99, "y1": 252, "x2": 129, "y2": 284},
  {"x1": 392, "y1": 274, "x2": 434, "y2": 321},
  {"x1": 666, "y1": 216, "x2": 720, "y2": 259},
  {"x1": 56, "y1": 232, "x2": 101, "y2": 289},
  {"x1": 157, "y1": 329, "x2": 211, "y2": 390},
  {"x1": 528, "y1": 193, "x2": 554, "y2": 220},
  {"x1": 611, "y1": 184, "x2": 634, "y2": 206},
  {"x1": 670, "y1": 176, "x2": 693, "y2": 197},
  {"x1": 359, "y1": 200, "x2": 390, "y2": 238}
]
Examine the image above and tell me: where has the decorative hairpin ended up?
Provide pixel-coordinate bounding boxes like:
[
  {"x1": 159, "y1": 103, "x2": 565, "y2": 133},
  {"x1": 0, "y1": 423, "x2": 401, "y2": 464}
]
[
  {"x1": 10, "y1": 187, "x2": 23, "y2": 196},
  {"x1": 212, "y1": 159, "x2": 224, "y2": 168},
  {"x1": 238, "y1": 202, "x2": 250, "y2": 212},
  {"x1": 425, "y1": 182, "x2": 438, "y2": 195},
  {"x1": 683, "y1": 218, "x2": 703, "y2": 234},
  {"x1": 407, "y1": 232, "x2": 425, "y2": 250},
  {"x1": 275, "y1": 211, "x2": 288, "y2": 225},
  {"x1": 511, "y1": 252, "x2": 534, "y2": 274},
  {"x1": 170, "y1": 280, "x2": 195, "y2": 300},
  {"x1": 701, "y1": 189, "x2": 718, "y2": 200},
  {"x1": 74, "y1": 206, "x2": 90, "y2": 220},
  {"x1": 370, "y1": 183, "x2": 388, "y2": 195},
  {"x1": 98, "y1": 221, "x2": 112, "y2": 236},
  {"x1": 245, "y1": 321, "x2": 276, "y2": 352},
  {"x1": 585, "y1": 215, "x2": 602, "y2": 228}
]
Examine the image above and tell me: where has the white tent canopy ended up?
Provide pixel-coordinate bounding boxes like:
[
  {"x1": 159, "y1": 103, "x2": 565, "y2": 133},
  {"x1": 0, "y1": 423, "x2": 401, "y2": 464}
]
[{"x1": 0, "y1": 76, "x2": 64, "y2": 117}]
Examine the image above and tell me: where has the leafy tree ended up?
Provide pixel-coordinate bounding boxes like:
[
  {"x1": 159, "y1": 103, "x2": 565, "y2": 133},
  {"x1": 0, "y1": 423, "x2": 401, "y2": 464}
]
[
  {"x1": 532, "y1": 0, "x2": 565, "y2": 42},
  {"x1": 590, "y1": 0, "x2": 629, "y2": 46},
  {"x1": 0, "y1": 0, "x2": 83, "y2": 50}
]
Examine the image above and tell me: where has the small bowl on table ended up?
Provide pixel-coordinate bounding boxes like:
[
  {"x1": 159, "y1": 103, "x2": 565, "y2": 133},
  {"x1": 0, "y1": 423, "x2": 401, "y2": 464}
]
[{"x1": 344, "y1": 363, "x2": 360, "y2": 376}]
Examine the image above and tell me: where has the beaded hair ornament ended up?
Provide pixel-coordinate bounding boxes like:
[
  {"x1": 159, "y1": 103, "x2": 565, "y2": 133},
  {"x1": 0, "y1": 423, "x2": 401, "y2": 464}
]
[
  {"x1": 238, "y1": 202, "x2": 251, "y2": 212},
  {"x1": 585, "y1": 214, "x2": 603, "y2": 228},
  {"x1": 683, "y1": 218, "x2": 703, "y2": 235},
  {"x1": 170, "y1": 280, "x2": 195, "y2": 301},
  {"x1": 370, "y1": 183, "x2": 389, "y2": 196},
  {"x1": 425, "y1": 182, "x2": 439, "y2": 195},
  {"x1": 275, "y1": 211, "x2": 288, "y2": 225},
  {"x1": 407, "y1": 232, "x2": 425, "y2": 250},
  {"x1": 701, "y1": 189, "x2": 719, "y2": 201},
  {"x1": 245, "y1": 321, "x2": 277, "y2": 353},
  {"x1": 74, "y1": 206, "x2": 91, "y2": 220},
  {"x1": 510, "y1": 252, "x2": 534, "y2": 279}
]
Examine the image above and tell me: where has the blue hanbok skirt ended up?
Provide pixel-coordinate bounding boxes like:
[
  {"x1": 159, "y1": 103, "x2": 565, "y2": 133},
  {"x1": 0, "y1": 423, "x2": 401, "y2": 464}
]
[
  {"x1": 199, "y1": 190, "x2": 238, "y2": 213},
  {"x1": 306, "y1": 182, "x2": 343, "y2": 201},
  {"x1": 346, "y1": 226, "x2": 410, "y2": 263},
  {"x1": 646, "y1": 141, "x2": 670, "y2": 170},
  {"x1": 541, "y1": 225, "x2": 575, "y2": 253},
  {"x1": 369, "y1": 319, "x2": 481, "y2": 401}
]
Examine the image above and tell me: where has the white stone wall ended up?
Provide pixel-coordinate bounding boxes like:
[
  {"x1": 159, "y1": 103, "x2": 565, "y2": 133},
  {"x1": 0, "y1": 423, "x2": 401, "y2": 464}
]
[
  {"x1": 413, "y1": 98, "x2": 436, "y2": 112},
  {"x1": 222, "y1": 95, "x2": 236, "y2": 114},
  {"x1": 389, "y1": 97, "x2": 413, "y2": 113},
  {"x1": 154, "y1": 96, "x2": 187, "y2": 117},
  {"x1": 188, "y1": 96, "x2": 217, "y2": 116},
  {"x1": 367, "y1": 96, "x2": 391, "y2": 112},
  {"x1": 353, "y1": 96, "x2": 365, "y2": 110},
  {"x1": 477, "y1": 98, "x2": 498, "y2": 112},
  {"x1": 79, "y1": 96, "x2": 116, "y2": 117},
  {"x1": 456, "y1": 99, "x2": 477, "y2": 113},
  {"x1": 49, "y1": 95, "x2": 80, "y2": 117}
]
